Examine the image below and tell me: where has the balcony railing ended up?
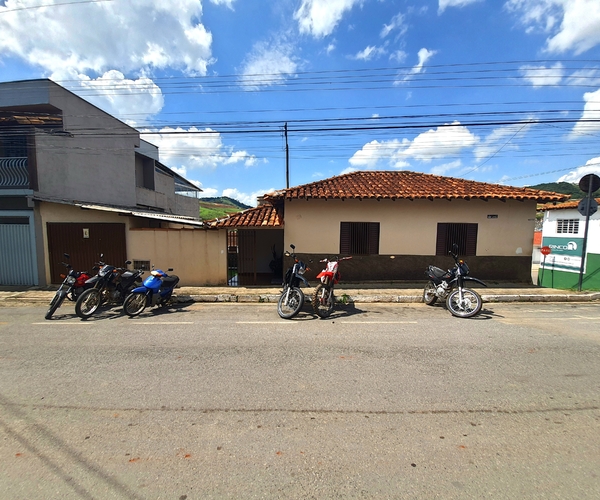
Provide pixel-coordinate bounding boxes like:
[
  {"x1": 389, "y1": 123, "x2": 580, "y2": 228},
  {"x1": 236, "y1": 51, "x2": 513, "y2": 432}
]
[{"x1": 0, "y1": 157, "x2": 29, "y2": 188}]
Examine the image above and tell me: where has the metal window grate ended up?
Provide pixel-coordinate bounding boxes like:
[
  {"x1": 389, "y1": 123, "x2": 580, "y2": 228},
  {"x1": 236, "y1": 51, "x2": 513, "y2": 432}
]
[
  {"x1": 340, "y1": 222, "x2": 380, "y2": 255},
  {"x1": 133, "y1": 260, "x2": 151, "y2": 271},
  {"x1": 436, "y1": 223, "x2": 478, "y2": 256},
  {"x1": 557, "y1": 219, "x2": 579, "y2": 234}
]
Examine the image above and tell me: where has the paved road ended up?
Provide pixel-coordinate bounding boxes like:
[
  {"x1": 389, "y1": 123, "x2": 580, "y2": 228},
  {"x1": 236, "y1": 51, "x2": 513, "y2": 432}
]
[{"x1": 1, "y1": 302, "x2": 599, "y2": 499}]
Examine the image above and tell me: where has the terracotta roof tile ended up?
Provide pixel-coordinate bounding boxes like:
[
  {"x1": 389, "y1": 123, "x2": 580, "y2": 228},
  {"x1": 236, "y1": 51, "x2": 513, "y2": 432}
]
[
  {"x1": 264, "y1": 170, "x2": 570, "y2": 203},
  {"x1": 207, "y1": 203, "x2": 283, "y2": 228},
  {"x1": 539, "y1": 197, "x2": 600, "y2": 211}
]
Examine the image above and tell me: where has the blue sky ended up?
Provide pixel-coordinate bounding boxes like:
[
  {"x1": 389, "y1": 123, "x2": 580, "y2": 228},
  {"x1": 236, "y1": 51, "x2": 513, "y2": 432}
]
[{"x1": 1, "y1": 0, "x2": 600, "y2": 205}]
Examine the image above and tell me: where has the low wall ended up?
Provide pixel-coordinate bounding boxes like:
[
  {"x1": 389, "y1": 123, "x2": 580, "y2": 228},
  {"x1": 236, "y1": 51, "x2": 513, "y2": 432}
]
[
  {"x1": 128, "y1": 228, "x2": 227, "y2": 286},
  {"x1": 284, "y1": 254, "x2": 534, "y2": 284}
]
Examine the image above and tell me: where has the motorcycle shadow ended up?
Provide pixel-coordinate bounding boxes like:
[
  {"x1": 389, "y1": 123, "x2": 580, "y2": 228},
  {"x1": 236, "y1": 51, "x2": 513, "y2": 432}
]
[
  {"x1": 425, "y1": 302, "x2": 498, "y2": 320},
  {"x1": 309, "y1": 302, "x2": 366, "y2": 321}
]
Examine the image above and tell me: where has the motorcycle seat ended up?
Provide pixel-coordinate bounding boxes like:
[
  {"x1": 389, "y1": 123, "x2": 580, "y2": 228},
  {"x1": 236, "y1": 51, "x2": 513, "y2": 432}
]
[
  {"x1": 162, "y1": 276, "x2": 179, "y2": 288},
  {"x1": 429, "y1": 266, "x2": 448, "y2": 279}
]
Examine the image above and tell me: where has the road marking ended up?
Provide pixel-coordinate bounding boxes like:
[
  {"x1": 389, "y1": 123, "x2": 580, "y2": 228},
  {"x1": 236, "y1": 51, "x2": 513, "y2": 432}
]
[
  {"x1": 338, "y1": 321, "x2": 418, "y2": 324},
  {"x1": 237, "y1": 321, "x2": 299, "y2": 324},
  {"x1": 128, "y1": 321, "x2": 195, "y2": 325},
  {"x1": 31, "y1": 322, "x2": 93, "y2": 325}
]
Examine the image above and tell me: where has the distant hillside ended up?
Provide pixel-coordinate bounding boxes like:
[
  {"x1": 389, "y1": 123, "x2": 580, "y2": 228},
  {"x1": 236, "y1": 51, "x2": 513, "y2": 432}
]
[
  {"x1": 199, "y1": 196, "x2": 252, "y2": 220},
  {"x1": 528, "y1": 181, "x2": 598, "y2": 199}
]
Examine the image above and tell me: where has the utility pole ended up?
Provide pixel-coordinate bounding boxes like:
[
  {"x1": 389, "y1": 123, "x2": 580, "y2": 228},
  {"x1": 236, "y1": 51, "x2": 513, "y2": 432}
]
[{"x1": 285, "y1": 122, "x2": 289, "y2": 189}]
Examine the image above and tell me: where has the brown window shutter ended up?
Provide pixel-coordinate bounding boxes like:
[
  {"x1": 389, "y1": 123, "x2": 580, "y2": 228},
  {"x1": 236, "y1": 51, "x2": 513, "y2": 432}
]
[
  {"x1": 340, "y1": 222, "x2": 351, "y2": 254},
  {"x1": 436, "y1": 223, "x2": 448, "y2": 256},
  {"x1": 368, "y1": 222, "x2": 380, "y2": 255},
  {"x1": 466, "y1": 223, "x2": 478, "y2": 256}
]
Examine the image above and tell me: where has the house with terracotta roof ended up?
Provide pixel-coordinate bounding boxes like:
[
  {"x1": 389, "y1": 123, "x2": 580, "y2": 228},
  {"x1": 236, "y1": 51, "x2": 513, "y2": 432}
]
[
  {"x1": 537, "y1": 198, "x2": 600, "y2": 290},
  {"x1": 210, "y1": 171, "x2": 567, "y2": 285}
]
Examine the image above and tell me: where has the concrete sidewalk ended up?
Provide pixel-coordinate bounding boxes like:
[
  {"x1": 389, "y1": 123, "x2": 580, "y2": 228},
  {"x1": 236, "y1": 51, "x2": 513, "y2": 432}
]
[{"x1": 1, "y1": 282, "x2": 599, "y2": 305}]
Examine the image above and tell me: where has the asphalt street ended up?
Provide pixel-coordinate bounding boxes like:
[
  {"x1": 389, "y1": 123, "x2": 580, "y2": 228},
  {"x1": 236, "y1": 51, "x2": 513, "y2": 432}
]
[{"x1": 0, "y1": 302, "x2": 599, "y2": 499}]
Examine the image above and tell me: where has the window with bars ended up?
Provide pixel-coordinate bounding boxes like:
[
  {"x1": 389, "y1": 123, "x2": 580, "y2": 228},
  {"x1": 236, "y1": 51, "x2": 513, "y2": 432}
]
[
  {"x1": 340, "y1": 222, "x2": 380, "y2": 255},
  {"x1": 436, "y1": 223, "x2": 478, "y2": 256},
  {"x1": 557, "y1": 219, "x2": 579, "y2": 234}
]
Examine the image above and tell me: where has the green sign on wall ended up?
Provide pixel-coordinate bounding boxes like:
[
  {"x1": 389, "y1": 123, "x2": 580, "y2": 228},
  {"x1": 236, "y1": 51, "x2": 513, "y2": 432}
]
[{"x1": 540, "y1": 237, "x2": 585, "y2": 274}]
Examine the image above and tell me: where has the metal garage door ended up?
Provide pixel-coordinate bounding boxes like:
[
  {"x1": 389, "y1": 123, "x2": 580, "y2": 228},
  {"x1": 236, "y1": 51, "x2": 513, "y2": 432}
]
[{"x1": 0, "y1": 214, "x2": 37, "y2": 286}]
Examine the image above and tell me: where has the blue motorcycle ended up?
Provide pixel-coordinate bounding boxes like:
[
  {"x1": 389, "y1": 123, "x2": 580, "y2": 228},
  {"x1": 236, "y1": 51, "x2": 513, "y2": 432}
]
[{"x1": 122, "y1": 268, "x2": 180, "y2": 317}]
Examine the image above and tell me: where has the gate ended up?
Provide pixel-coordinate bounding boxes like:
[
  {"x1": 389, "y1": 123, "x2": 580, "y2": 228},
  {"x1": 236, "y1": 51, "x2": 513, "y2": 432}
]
[
  {"x1": 0, "y1": 213, "x2": 37, "y2": 286},
  {"x1": 47, "y1": 222, "x2": 127, "y2": 283}
]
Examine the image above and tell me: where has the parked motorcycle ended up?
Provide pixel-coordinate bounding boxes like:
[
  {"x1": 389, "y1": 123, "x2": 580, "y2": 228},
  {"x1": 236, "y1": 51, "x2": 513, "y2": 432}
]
[
  {"x1": 312, "y1": 255, "x2": 352, "y2": 318},
  {"x1": 75, "y1": 255, "x2": 144, "y2": 319},
  {"x1": 45, "y1": 253, "x2": 92, "y2": 320},
  {"x1": 423, "y1": 244, "x2": 486, "y2": 318},
  {"x1": 123, "y1": 268, "x2": 179, "y2": 317},
  {"x1": 277, "y1": 244, "x2": 310, "y2": 319}
]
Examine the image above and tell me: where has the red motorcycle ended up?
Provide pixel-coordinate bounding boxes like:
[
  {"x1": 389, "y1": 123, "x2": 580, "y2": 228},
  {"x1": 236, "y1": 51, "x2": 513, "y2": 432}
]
[
  {"x1": 45, "y1": 254, "x2": 92, "y2": 320},
  {"x1": 312, "y1": 255, "x2": 352, "y2": 318}
]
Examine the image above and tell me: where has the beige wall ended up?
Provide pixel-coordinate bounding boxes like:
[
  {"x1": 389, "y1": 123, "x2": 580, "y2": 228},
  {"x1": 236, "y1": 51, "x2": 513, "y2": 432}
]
[
  {"x1": 128, "y1": 228, "x2": 226, "y2": 286},
  {"x1": 283, "y1": 198, "x2": 537, "y2": 256},
  {"x1": 38, "y1": 202, "x2": 226, "y2": 286}
]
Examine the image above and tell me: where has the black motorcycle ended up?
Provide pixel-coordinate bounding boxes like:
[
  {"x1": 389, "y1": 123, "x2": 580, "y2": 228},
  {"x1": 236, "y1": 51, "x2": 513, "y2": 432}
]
[
  {"x1": 277, "y1": 244, "x2": 310, "y2": 319},
  {"x1": 423, "y1": 244, "x2": 487, "y2": 318},
  {"x1": 75, "y1": 255, "x2": 144, "y2": 319},
  {"x1": 45, "y1": 253, "x2": 93, "y2": 320}
]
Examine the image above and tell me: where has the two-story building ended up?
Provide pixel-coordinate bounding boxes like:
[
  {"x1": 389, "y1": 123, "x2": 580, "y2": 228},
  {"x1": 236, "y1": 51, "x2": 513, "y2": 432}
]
[{"x1": 0, "y1": 79, "x2": 226, "y2": 287}]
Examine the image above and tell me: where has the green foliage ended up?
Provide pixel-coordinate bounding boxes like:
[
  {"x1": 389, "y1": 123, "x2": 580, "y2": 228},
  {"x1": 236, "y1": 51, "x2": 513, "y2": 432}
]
[
  {"x1": 199, "y1": 196, "x2": 251, "y2": 220},
  {"x1": 529, "y1": 182, "x2": 598, "y2": 199}
]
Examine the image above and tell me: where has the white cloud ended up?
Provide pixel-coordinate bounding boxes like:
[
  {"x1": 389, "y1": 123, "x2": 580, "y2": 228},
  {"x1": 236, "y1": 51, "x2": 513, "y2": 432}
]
[
  {"x1": 239, "y1": 39, "x2": 299, "y2": 90},
  {"x1": 505, "y1": 0, "x2": 600, "y2": 55},
  {"x1": 402, "y1": 121, "x2": 478, "y2": 161},
  {"x1": 396, "y1": 48, "x2": 437, "y2": 83},
  {"x1": 557, "y1": 157, "x2": 600, "y2": 183},
  {"x1": 198, "y1": 187, "x2": 220, "y2": 197},
  {"x1": 474, "y1": 120, "x2": 535, "y2": 161},
  {"x1": 0, "y1": 0, "x2": 214, "y2": 75},
  {"x1": 140, "y1": 127, "x2": 257, "y2": 170},
  {"x1": 294, "y1": 0, "x2": 362, "y2": 38},
  {"x1": 438, "y1": 0, "x2": 482, "y2": 14},
  {"x1": 349, "y1": 121, "x2": 478, "y2": 168},
  {"x1": 389, "y1": 50, "x2": 408, "y2": 63},
  {"x1": 569, "y1": 88, "x2": 600, "y2": 138},
  {"x1": 49, "y1": 69, "x2": 164, "y2": 126},
  {"x1": 209, "y1": 0, "x2": 236, "y2": 8},
  {"x1": 430, "y1": 160, "x2": 462, "y2": 175},
  {"x1": 519, "y1": 62, "x2": 564, "y2": 87},
  {"x1": 567, "y1": 68, "x2": 600, "y2": 87},
  {"x1": 222, "y1": 188, "x2": 274, "y2": 207},
  {"x1": 352, "y1": 45, "x2": 387, "y2": 61},
  {"x1": 380, "y1": 12, "x2": 407, "y2": 38}
]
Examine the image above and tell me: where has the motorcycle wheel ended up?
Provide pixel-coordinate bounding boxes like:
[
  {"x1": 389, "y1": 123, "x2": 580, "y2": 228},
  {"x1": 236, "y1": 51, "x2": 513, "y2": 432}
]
[
  {"x1": 423, "y1": 281, "x2": 438, "y2": 305},
  {"x1": 45, "y1": 293, "x2": 64, "y2": 320},
  {"x1": 446, "y1": 288, "x2": 482, "y2": 318},
  {"x1": 312, "y1": 284, "x2": 334, "y2": 318},
  {"x1": 277, "y1": 287, "x2": 304, "y2": 319},
  {"x1": 123, "y1": 293, "x2": 147, "y2": 317},
  {"x1": 75, "y1": 288, "x2": 102, "y2": 319}
]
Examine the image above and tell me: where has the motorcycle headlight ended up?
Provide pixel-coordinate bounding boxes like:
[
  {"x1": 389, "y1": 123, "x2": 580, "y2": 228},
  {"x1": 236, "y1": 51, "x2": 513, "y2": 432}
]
[{"x1": 66, "y1": 276, "x2": 77, "y2": 284}]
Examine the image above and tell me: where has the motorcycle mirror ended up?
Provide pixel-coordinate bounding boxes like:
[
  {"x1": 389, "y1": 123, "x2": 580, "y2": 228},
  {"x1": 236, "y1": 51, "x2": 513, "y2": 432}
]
[
  {"x1": 63, "y1": 253, "x2": 70, "y2": 259},
  {"x1": 290, "y1": 244, "x2": 295, "y2": 250},
  {"x1": 168, "y1": 268, "x2": 173, "y2": 272},
  {"x1": 125, "y1": 260, "x2": 132, "y2": 265}
]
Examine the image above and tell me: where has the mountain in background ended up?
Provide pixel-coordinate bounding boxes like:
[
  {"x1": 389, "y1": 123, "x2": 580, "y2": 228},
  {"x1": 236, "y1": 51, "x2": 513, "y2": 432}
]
[
  {"x1": 199, "y1": 196, "x2": 252, "y2": 220},
  {"x1": 528, "y1": 182, "x2": 597, "y2": 199}
]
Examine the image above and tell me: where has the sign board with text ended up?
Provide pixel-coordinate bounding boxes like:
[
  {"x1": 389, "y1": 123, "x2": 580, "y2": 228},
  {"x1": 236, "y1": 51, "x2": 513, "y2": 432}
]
[{"x1": 540, "y1": 237, "x2": 585, "y2": 274}]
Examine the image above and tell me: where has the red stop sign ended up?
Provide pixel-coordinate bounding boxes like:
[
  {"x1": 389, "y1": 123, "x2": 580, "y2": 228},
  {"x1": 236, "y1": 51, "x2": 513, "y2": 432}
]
[{"x1": 541, "y1": 246, "x2": 551, "y2": 256}]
